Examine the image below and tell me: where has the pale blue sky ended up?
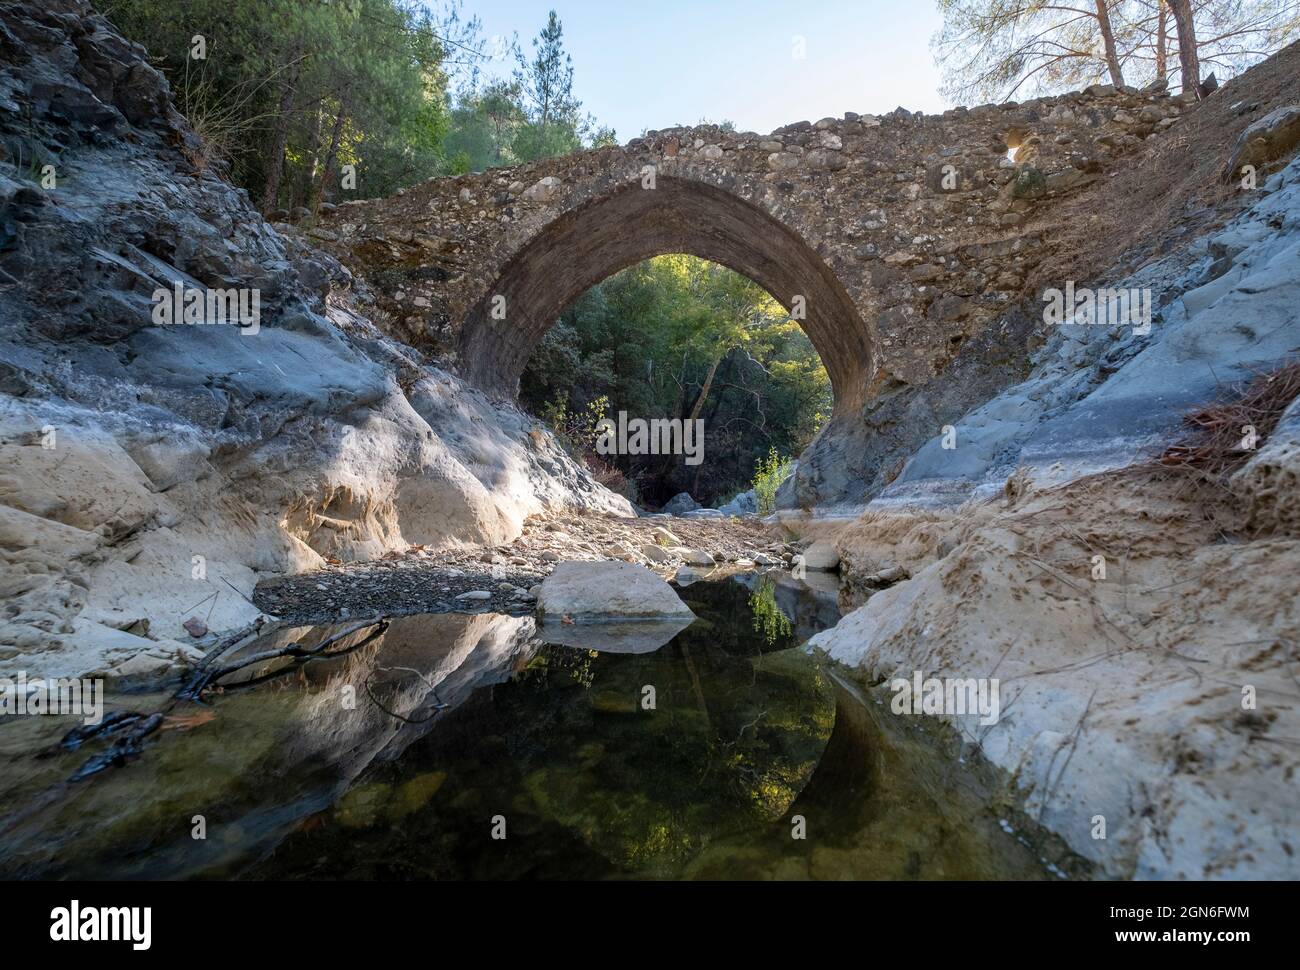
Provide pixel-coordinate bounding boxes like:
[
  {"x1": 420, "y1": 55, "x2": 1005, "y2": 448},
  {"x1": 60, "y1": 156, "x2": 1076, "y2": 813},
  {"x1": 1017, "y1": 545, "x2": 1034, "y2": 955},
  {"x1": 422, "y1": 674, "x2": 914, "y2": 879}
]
[{"x1": 453, "y1": 1, "x2": 948, "y2": 140}]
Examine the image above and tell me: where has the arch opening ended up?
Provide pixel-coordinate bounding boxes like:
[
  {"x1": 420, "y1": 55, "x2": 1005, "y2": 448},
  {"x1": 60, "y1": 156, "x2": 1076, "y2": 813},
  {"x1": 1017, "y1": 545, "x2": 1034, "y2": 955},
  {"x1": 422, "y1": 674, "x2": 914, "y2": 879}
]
[
  {"x1": 518, "y1": 253, "x2": 833, "y2": 508},
  {"x1": 459, "y1": 176, "x2": 874, "y2": 415}
]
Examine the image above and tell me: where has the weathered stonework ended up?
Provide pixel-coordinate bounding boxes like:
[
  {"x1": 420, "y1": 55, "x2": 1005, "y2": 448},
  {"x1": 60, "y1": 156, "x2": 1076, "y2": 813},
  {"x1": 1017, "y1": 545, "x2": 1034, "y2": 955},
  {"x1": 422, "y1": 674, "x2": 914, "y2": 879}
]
[{"x1": 314, "y1": 84, "x2": 1199, "y2": 418}]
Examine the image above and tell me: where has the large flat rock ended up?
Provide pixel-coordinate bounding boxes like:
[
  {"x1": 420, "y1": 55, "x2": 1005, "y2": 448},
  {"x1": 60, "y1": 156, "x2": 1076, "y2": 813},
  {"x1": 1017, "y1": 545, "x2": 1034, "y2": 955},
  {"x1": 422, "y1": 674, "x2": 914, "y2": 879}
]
[{"x1": 536, "y1": 561, "x2": 696, "y2": 622}]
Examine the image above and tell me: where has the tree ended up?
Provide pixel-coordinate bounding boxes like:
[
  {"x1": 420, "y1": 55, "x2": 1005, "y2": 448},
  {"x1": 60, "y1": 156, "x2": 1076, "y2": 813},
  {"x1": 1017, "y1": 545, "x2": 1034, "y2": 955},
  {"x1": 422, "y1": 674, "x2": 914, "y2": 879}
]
[
  {"x1": 510, "y1": 10, "x2": 603, "y2": 161},
  {"x1": 1095, "y1": 1, "x2": 1128, "y2": 86},
  {"x1": 932, "y1": 0, "x2": 1140, "y2": 101},
  {"x1": 102, "y1": 0, "x2": 466, "y2": 207},
  {"x1": 1155, "y1": 0, "x2": 1170, "y2": 79},
  {"x1": 932, "y1": 0, "x2": 1300, "y2": 102},
  {"x1": 1167, "y1": 0, "x2": 1203, "y2": 92},
  {"x1": 439, "y1": 10, "x2": 613, "y2": 171}
]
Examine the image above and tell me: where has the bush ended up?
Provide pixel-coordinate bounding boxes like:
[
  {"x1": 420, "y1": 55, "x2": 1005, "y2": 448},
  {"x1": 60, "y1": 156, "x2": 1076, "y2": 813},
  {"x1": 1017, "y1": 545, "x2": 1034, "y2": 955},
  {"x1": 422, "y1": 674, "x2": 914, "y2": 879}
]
[{"x1": 752, "y1": 448, "x2": 793, "y2": 516}]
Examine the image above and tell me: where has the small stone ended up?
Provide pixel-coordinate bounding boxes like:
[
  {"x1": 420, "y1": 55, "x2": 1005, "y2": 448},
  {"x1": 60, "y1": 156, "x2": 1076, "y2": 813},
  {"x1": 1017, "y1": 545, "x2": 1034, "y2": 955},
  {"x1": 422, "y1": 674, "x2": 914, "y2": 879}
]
[
  {"x1": 522, "y1": 176, "x2": 563, "y2": 203},
  {"x1": 674, "y1": 547, "x2": 715, "y2": 567}
]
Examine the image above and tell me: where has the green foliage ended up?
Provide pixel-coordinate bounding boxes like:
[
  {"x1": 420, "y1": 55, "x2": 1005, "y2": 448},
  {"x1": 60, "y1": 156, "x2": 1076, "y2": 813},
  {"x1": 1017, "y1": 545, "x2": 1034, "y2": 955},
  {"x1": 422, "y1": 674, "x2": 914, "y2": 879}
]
[
  {"x1": 539, "y1": 392, "x2": 610, "y2": 456},
  {"x1": 98, "y1": 0, "x2": 480, "y2": 206},
  {"x1": 749, "y1": 575, "x2": 793, "y2": 647},
  {"x1": 752, "y1": 448, "x2": 794, "y2": 517},
  {"x1": 520, "y1": 256, "x2": 831, "y2": 506},
  {"x1": 96, "y1": 2, "x2": 617, "y2": 203},
  {"x1": 442, "y1": 9, "x2": 613, "y2": 171}
]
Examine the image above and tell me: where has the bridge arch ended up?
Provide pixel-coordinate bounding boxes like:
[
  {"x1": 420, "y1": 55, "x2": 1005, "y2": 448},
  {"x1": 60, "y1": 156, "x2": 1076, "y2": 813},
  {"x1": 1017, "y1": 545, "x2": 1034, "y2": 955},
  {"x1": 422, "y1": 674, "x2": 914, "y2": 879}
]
[
  {"x1": 458, "y1": 176, "x2": 874, "y2": 414},
  {"x1": 321, "y1": 93, "x2": 1184, "y2": 441}
]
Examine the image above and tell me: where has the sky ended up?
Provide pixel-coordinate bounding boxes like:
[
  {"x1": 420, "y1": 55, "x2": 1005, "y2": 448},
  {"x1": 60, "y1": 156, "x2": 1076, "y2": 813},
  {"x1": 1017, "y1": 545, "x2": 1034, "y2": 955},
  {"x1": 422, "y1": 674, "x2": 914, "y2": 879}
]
[{"x1": 447, "y1": 0, "x2": 949, "y2": 140}]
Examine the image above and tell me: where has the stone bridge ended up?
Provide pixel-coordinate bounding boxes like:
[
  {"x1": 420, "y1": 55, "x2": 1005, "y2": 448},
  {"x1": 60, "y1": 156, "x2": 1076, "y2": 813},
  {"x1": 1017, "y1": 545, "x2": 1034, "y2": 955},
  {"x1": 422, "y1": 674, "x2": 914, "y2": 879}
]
[{"x1": 313, "y1": 82, "x2": 1193, "y2": 422}]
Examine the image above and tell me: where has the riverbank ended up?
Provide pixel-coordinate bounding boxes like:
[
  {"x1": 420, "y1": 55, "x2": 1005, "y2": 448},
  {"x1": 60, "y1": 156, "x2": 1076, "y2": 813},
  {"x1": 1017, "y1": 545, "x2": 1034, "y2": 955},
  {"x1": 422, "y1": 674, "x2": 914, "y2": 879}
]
[{"x1": 253, "y1": 513, "x2": 792, "y2": 622}]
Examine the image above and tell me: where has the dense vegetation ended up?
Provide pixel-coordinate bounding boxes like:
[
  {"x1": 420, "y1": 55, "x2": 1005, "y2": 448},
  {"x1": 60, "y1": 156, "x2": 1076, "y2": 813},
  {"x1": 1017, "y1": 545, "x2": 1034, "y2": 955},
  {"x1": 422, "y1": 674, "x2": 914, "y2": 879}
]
[
  {"x1": 97, "y1": 0, "x2": 609, "y2": 209},
  {"x1": 520, "y1": 256, "x2": 831, "y2": 508}
]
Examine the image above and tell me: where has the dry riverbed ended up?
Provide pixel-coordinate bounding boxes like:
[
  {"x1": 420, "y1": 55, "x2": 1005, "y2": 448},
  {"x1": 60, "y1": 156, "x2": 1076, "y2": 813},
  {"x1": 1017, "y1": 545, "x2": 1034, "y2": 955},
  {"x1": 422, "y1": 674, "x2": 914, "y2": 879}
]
[{"x1": 254, "y1": 513, "x2": 799, "y2": 622}]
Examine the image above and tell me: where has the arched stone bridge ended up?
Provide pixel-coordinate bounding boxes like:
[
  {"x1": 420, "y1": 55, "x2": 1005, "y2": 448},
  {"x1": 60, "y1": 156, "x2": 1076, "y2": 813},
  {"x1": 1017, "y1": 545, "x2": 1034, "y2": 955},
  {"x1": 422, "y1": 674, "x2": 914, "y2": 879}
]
[{"x1": 313, "y1": 82, "x2": 1193, "y2": 420}]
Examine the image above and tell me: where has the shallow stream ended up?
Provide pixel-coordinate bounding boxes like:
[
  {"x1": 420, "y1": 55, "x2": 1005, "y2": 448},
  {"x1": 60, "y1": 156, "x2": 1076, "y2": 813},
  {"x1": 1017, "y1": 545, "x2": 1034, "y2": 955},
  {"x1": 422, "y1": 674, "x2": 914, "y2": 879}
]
[{"x1": 0, "y1": 574, "x2": 1081, "y2": 879}]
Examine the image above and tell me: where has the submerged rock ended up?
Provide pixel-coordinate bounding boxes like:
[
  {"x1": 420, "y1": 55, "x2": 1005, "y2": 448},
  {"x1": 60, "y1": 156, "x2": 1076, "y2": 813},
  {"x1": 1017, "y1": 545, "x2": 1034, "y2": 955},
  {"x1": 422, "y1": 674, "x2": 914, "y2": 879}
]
[{"x1": 536, "y1": 616, "x2": 693, "y2": 654}]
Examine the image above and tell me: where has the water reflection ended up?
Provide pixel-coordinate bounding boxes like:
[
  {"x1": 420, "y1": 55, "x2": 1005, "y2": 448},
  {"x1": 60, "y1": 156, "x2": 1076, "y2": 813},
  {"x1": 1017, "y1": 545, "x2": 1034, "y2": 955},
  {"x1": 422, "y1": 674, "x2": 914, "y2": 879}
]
[
  {"x1": 0, "y1": 575, "x2": 1079, "y2": 880},
  {"x1": 535, "y1": 616, "x2": 694, "y2": 653}
]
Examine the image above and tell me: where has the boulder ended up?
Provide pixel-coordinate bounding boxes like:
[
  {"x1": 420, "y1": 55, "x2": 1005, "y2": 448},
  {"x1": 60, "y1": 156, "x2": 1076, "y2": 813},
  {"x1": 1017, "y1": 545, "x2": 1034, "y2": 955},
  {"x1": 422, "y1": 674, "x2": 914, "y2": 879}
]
[
  {"x1": 536, "y1": 561, "x2": 695, "y2": 622},
  {"x1": 718, "y1": 489, "x2": 758, "y2": 515},
  {"x1": 661, "y1": 492, "x2": 701, "y2": 516},
  {"x1": 799, "y1": 539, "x2": 841, "y2": 572},
  {"x1": 650, "y1": 525, "x2": 680, "y2": 546},
  {"x1": 640, "y1": 543, "x2": 673, "y2": 563},
  {"x1": 1224, "y1": 105, "x2": 1300, "y2": 180}
]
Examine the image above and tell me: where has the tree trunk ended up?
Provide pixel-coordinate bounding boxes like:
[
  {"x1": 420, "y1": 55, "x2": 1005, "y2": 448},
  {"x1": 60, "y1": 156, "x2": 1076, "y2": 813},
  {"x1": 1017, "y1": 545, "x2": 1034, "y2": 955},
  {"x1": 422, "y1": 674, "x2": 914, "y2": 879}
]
[
  {"x1": 687, "y1": 352, "x2": 724, "y2": 424},
  {"x1": 1168, "y1": 0, "x2": 1201, "y2": 96},
  {"x1": 1094, "y1": 1, "x2": 1125, "y2": 87},
  {"x1": 310, "y1": 96, "x2": 349, "y2": 212},
  {"x1": 1155, "y1": 1, "x2": 1169, "y2": 80},
  {"x1": 295, "y1": 106, "x2": 322, "y2": 210},
  {"x1": 259, "y1": 44, "x2": 302, "y2": 214},
  {"x1": 690, "y1": 364, "x2": 731, "y2": 496}
]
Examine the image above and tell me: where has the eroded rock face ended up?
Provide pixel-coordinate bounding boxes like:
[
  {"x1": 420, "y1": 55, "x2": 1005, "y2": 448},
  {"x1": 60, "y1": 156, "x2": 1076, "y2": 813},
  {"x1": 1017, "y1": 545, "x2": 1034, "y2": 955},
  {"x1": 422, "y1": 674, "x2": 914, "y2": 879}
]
[
  {"x1": 1231, "y1": 395, "x2": 1300, "y2": 536},
  {"x1": 797, "y1": 158, "x2": 1300, "y2": 881},
  {"x1": 0, "y1": 0, "x2": 631, "y2": 677},
  {"x1": 808, "y1": 475, "x2": 1300, "y2": 880},
  {"x1": 864, "y1": 154, "x2": 1300, "y2": 512}
]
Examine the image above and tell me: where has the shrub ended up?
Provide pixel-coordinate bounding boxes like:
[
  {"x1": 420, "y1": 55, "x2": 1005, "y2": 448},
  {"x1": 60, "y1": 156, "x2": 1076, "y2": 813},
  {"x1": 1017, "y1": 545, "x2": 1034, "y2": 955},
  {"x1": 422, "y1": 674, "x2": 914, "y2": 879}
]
[{"x1": 752, "y1": 448, "x2": 793, "y2": 516}]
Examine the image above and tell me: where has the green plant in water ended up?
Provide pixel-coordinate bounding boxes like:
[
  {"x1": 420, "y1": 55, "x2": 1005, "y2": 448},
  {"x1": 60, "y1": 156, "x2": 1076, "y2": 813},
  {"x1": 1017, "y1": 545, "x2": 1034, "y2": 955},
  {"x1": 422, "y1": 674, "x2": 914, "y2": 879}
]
[
  {"x1": 749, "y1": 574, "x2": 792, "y2": 647},
  {"x1": 752, "y1": 448, "x2": 793, "y2": 516}
]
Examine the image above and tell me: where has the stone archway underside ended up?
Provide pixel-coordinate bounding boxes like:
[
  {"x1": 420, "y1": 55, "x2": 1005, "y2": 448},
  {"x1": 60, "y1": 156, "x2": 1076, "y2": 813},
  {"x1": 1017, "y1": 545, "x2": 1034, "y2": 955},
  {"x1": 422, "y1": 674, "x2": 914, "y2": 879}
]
[{"x1": 459, "y1": 177, "x2": 873, "y2": 411}]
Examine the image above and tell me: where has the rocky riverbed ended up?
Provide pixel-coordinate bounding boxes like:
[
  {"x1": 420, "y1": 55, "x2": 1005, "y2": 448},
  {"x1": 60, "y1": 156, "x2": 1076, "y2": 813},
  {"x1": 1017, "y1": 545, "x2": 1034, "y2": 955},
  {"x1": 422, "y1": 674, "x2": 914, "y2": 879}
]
[{"x1": 254, "y1": 513, "x2": 801, "y2": 622}]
